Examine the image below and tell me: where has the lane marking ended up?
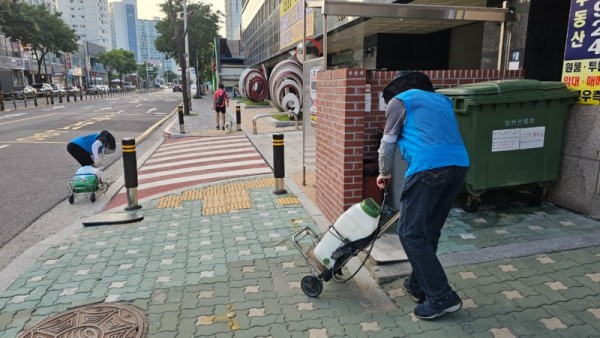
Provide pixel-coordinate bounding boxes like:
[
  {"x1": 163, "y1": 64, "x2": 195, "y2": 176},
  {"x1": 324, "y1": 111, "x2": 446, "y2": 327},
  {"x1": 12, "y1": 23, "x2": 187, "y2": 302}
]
[
  {"x1": 82, "y1": 106, "x2": 94, "y2": 109},
  {"x1": 0, "y1": 113, "x2": 58, "y2": 126},
  {"x1": 43, "y1": 105, "x2": 65, "y2": 111},
  {"x1": 0, "y1": 145, "x2": 10, "y2": 149},
  {"x1": 135, "y1": 104, "x2": 143, "y2": 107},
  {"x1": 0, "y1": 113, "x2": 27, "y2": 120},
  {"x1": 0, "y1": 141, "x2": 67, "y2": 144},
  {"x1": 145, "y1": 108, "x2": 157, "y2": 114}
]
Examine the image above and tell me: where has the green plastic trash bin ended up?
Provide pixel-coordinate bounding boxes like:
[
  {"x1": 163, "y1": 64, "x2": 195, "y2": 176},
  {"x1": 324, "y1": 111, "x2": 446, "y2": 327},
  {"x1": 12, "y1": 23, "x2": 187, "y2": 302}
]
[{"x1": 437, "y1": 79, "x2": 578, "y2": 212}]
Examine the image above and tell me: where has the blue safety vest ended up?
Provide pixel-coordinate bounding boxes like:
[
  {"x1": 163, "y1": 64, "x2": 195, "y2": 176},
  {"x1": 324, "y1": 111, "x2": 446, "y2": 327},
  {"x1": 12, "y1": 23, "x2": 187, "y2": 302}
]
[
  {"x1": 396, "y1": 89, "x2": 469, "y2": 177},
  {"x1": 71, "y1": 133, "x2": 101, "y2": 154}
]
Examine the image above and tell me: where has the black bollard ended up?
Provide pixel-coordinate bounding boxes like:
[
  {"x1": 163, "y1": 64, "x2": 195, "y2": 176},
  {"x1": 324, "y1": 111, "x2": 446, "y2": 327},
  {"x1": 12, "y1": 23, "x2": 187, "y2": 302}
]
[
  {"x1": 66, "y1": 92, "x2": 70, "y2": 102},
  {"x1": 0, "y1": 92, "x2": 4, "y2": 111},
  {"x1": 79, "y1": 91, "x2": 82, "y2": 101},
  {"x1": 236, "y1": 105, "x2": 241, "y2": 131},
  {"x1": 122, "y1": 138, "x2": 141, "y2": 210},
  {"x1": 58, "y1": 93, "x2": 63, "y2": 104},
  {"x1": 273, "y1": 133, "x2": 287, "y2": 195},
  {"x1": 178, "y1": 104, "x2": 185, "y2": 133},
  {"x1": 33, "y1": 95, "x2": 37, "y2": 107},
  {"x1": 12, "y1": 93, "x2": 16, "y2": 109}
]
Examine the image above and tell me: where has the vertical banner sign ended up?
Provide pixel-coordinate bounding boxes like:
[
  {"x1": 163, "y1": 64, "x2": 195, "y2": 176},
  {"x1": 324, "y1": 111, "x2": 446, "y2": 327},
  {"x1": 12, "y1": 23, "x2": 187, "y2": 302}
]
[
  {"x1": 65, "y1": 52, "x2": 72, "y2": 69},
  {"x1": 562, "y1": 0, "x2": 600, "y2": 105},
  {"x1": 309, "y1": 65, "x2": 321, "y2": 126},
  {"x1": 280, "y1": 0, "x2": 315, "y2": 50}
]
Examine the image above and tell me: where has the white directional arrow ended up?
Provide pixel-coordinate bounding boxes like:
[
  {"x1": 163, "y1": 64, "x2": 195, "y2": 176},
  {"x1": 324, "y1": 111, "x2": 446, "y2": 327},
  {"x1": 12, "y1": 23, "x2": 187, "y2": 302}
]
[
  {"x1": 43, "y1": 105, "x2": 65, "y2": 111},
  {"x1": 0, "y1": 113, "x2": 27, "y2": 120},
  {"x1": 145, "y1": 108, "x2": 157, "y2": 114}
]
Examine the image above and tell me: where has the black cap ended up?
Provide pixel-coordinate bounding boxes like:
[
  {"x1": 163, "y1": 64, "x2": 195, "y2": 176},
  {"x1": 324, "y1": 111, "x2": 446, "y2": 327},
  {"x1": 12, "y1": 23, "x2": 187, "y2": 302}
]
[{"x1": 382, "y1": 71, "x2": 434, "y2": 104}]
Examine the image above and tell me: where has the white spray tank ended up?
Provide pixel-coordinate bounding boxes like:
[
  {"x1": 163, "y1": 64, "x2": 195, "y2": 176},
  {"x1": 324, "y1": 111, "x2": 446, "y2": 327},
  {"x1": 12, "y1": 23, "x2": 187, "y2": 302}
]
[{"x1": 313, "y1": 198, "x2": 380, "y2": 269}]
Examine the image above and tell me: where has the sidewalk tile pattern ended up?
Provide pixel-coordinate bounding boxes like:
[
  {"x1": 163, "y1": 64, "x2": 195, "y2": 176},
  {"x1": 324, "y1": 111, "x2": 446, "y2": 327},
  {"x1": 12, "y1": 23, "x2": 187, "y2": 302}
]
[{"x1": 1, "y1": 178, "x2": 600, "y2": 337}]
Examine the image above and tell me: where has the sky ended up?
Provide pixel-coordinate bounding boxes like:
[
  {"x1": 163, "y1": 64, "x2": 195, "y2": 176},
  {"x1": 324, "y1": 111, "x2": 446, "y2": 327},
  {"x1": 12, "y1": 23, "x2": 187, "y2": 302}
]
[{"x1": 109, "y1": 0, "x2": 225, "y2": 21}]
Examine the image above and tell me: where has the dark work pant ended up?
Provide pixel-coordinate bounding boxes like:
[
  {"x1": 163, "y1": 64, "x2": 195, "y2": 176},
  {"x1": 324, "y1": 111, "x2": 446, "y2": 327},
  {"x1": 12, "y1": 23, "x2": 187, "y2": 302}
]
[
  {"x1": 67, "y1": 142, "x2": 93, "y2": 166},
  {"x1": 397, "y1": 165, "x2": 468, "y2": 300}
]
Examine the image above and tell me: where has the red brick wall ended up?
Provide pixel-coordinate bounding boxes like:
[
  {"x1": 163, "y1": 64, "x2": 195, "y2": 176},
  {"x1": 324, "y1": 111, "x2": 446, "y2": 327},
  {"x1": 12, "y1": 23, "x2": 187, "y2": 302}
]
[{"x1": 316, "y1": 68, "x2": 524, "y2": 223}]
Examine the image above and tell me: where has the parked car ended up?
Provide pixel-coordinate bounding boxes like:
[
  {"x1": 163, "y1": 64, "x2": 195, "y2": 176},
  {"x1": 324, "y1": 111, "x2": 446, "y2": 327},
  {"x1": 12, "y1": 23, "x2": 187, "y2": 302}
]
[
  {"x1": 13, "y1": 85, "x2": 37, "y2": 99},
  {"x1": 30, "y1": 83, "x2": 53, "y2": 97},
  {"x1": 65, "y1": 86, "x2": 80, "y2": 95},
  {"x1": 50, "y1": 84, "x2": 66, "y2": 96},
  {"x1": 110, "y1": 85, "x2": 121, "y2": 93},
  {"x1": 172, "y1": 84, "x2": 182, "y2": 92},
  {"x1": 123, "y1": 83, "x2": 136, "y2": 90},
  {"x1": 97, "y1": 85, "x2": 109, "y2": 93}
]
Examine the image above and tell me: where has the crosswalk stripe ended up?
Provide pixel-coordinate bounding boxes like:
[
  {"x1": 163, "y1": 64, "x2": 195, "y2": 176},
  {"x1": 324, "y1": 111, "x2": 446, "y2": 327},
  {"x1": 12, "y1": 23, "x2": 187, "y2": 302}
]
[
  {"x1": 156, "y1": 137, "x2": 248, "y2": 153},
  {"x1": 137, "y1": 167, "x2": 271, "y2": 190},
  {"x1": 141, "y1": 152, "x2": 262, "y2": 171},
  {"x1": 151, "y1": 141, "x2": 251, "y2": 158},
  {"x1": 139, "y1": 159, "x2": 267, "y2": 180},
  {"x1": 146, "y1": 146, "x2": 257, "y2": 164},
  {"x1": 158, "y1": 135, "x2": 246, "y2": 150}
]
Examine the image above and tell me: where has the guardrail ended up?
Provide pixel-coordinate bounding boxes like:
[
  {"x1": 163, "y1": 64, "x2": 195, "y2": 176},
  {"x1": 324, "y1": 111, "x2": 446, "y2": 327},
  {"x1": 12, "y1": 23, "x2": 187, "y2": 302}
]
[
  {"x1": 252, "y1": 112, "x2": 300, "y2": 135},
  {"x1": 0, "y1": 87, "x2": 160, "y2": 112}
]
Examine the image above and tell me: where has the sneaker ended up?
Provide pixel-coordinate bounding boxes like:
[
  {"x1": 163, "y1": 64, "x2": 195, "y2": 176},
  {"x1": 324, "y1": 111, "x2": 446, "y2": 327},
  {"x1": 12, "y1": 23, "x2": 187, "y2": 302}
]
[
  {"x1": 216, "y1": 126, "x2": 220, "y2": 129},
  {"x1": 403, "y1": 279, "x2": 426, "y2": 304},
  {"x1": 222, "y1": 127, "x2": 225, "y2": 130},
  {"x1": 414, "y1": 292, "x2": 462, "y2": 320}
]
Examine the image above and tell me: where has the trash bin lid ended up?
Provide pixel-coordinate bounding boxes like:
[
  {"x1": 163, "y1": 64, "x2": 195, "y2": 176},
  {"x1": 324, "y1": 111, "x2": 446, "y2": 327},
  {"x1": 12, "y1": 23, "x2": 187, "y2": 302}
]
[{"x1": 437, "y1": 79, "x2": 578, "y2": 106}]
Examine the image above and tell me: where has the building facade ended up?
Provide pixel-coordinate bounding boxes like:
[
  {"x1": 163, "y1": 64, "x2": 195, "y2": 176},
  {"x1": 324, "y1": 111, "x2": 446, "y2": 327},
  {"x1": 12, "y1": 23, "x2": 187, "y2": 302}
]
[
  {"x1": 225, "y1": 0, "x2": 242, "y2": 41},
  {"x1": 137, "y1": 18, "x2": 177, "y2": 84},
  {"x1": 110, "y1": 0, "x2": 138, "y2": 61},
  {"x1": 0, "y1": 35, "x2": 26, "y2": 92},
  {"x1": 56, "y1": 0, "x2": 112, "y2": 51}
]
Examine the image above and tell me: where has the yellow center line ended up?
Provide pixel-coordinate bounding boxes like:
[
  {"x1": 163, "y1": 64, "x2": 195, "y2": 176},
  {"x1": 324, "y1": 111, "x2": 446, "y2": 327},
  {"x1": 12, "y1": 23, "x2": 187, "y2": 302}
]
[{"x1": 0, "y1": 113, "x2": 58, "y2": 126}]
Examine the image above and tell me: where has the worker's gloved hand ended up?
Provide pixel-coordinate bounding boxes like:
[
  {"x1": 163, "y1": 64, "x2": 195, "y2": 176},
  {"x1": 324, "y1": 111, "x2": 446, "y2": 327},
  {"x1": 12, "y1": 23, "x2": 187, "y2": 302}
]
[
  {"x1": 93, "y1": 160, "x2": 100, "y2": 168},
  {"x1": 377, "y1": 174, "x2": 391, "y2": 190}
]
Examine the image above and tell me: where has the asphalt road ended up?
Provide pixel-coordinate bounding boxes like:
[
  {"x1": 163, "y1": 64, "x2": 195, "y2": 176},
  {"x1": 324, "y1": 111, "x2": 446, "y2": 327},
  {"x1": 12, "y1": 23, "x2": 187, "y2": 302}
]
[{"x1": 0, "y1": 90, "x2": 181, "y2": 248}]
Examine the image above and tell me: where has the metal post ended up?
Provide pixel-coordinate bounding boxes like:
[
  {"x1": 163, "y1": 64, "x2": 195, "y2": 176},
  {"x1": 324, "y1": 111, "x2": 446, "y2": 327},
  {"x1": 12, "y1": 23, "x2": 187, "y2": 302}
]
[
  {"x1": 58, "y1": 93, "x2": 63, "y2": 104},
  {"x1": 273, "y1": 133, "x2": 287, "y2": 195},
  {"x1": 0, "y1": 92, "x2": 4, "y2": 111},
  {"x1": 236, "y1": 105, "x2": 241, "y2": 131},
  {"x1": 33, "y1": 95, "x2": 37, "y2": 107},
  {"x1": 178, "y1": 104, "x2": 185, "y2": 133},
  {"x1": 122, "y1": 138, "x2": 141, "y2": 210},
  {"x1": 66, "y1": 92, "x2": 70, "y2": 102},
  {"x1": 13, "y1": 93, "x2": 16, "y2": 109}
]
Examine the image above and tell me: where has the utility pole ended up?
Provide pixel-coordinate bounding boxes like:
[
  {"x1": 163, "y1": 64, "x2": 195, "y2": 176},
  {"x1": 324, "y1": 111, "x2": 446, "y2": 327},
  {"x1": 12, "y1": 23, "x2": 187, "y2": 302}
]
[{"x1": 183, "y1": 0, "x2": 192, "y2": 110}]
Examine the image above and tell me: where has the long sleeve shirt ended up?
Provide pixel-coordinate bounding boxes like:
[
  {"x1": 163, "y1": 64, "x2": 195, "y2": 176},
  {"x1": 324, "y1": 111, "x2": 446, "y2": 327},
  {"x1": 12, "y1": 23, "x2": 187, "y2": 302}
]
[{"x1": 378, "y1": 98, "x2": 406, "y2": 176}]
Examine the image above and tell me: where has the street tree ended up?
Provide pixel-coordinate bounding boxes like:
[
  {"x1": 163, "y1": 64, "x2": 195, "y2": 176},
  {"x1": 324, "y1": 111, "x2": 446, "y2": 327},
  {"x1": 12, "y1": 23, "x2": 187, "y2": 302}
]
[
  {"x1": 0, "y1": 1, "x2": 78, "y2": 82},
  {"x1": 155, "y1": 0, "x2": 221, "y2": 99},
  {"x1": 97, "y1": 49, "x2": 137, "y2": 84},
  {"x1": 137, "y1": 62, "x2": 159, "y2": 81}
]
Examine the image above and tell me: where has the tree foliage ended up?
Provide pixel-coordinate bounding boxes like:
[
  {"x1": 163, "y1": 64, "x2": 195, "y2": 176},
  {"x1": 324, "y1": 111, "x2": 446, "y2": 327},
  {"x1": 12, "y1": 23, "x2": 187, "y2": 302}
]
[
  {"x1": 155, "y1": 0, "x2": 221, "y2": 90},
  {"x1": 0, "y1": 0, "x2": 78, "y2": 81},
  {"x1": 136, "y1": 62, "x2": 159, "y2": 81},
  {"x1": 98, "y1": 49, "x2": 137, "y2": 83}
]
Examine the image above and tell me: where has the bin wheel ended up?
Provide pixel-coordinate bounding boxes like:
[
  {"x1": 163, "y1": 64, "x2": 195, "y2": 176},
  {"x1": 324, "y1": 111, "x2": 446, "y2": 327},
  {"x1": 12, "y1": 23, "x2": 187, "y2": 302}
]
[
  {"x1": 461, "y1": 194, "x2": 480, "y2": 213},
  {"x1": 68, "y1": 194, "x2": 75, "y2": 204},
  {"x1": 531, "y1": 187, "x2": 545, "y2": 206},
  {"x1": 90, "y1": 193, "x2": 96, "y2": 203},
  {"x1": 301, "y1": 275, "x2": 323, "y2": 298}
]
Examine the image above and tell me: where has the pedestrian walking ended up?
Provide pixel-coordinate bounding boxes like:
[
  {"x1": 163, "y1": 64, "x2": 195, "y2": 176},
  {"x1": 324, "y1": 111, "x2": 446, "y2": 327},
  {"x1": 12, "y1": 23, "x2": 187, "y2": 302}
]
[
  {"x1": 67, "y1": 130, "x2": 116, "y2": 167},
  {"x1": 377, "y1": 71, "x2": 470, "y2": 320},
  {"x1": 213, "y1": 84, "x2": 230, "y2": 130}
]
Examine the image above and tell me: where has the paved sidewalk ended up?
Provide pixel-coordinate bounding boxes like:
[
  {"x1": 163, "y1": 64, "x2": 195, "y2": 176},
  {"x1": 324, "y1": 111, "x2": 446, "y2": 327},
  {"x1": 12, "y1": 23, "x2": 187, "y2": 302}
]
[{"x1": 1, "y1": 96, "x2": 600, "y2": 337}]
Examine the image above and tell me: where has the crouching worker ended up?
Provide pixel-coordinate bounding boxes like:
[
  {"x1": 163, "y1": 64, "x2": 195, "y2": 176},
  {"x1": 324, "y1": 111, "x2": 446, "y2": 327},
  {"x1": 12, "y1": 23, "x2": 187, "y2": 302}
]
[
  {"x1": 377, "y1": 72, "x2": 469, "y2": 320},
  {"x1": 67, "y1": 130, "x2": 116, "y2": 167}
]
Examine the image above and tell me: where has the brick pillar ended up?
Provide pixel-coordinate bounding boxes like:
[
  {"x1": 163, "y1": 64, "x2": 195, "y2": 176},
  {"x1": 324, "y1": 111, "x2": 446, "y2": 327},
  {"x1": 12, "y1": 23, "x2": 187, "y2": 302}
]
[{"x1": 316, "y1": 68, "x2": 368, "y2": 223}]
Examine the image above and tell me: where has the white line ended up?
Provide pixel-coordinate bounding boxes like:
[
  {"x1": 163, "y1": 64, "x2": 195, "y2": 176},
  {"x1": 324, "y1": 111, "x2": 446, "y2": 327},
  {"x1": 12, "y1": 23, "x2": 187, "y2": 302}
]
[
  {"x1": 0, "y1": 145, "x2": 10, "y2": 149},
  {"x1": 159, "y1": 135, "x2": 246, "y2": 149},
  {"x1": 135, "y1": 104, "x2": 142, "y2": 107},
  {"x1": 138, "y1": 167, "x2": 272, "y2": 190},
  {"x1": 140, "y1": 159, "x2": 267, "y2": 180},
  {"x1": 147, "y1": 145, "x2": 257, "y2": 163},
  {"x1": 141, "y1": 152, "x2": 263, "y2": 171},
  {"x1": 145, "y1": 108, "x2": 157, "y2": 114},
  {"x1": 82, "y1": 106, "x2": 94, "y2": 109},
  {"x1": 155, "y1": 138, "x2": 249, "y2": 153}
]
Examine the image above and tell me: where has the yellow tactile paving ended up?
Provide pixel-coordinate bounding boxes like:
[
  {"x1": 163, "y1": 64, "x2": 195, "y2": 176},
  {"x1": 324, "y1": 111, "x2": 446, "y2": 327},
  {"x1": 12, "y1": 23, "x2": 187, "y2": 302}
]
[
  {"x1": 155, "y1": 178, "x2": 294, "y2": 214},
  {"x1": 156, "y1": 195, "x2": 183, "y2": 208},
  {"x1": 276, "y1": 196, "x2": 300, "y2": 205}
]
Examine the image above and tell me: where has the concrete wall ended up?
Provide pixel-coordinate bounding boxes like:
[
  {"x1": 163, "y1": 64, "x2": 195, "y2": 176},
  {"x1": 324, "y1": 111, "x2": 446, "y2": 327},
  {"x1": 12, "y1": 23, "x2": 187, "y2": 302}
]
[{"x1": 548, "y1": 104, "x2": 600, "y2": 219}]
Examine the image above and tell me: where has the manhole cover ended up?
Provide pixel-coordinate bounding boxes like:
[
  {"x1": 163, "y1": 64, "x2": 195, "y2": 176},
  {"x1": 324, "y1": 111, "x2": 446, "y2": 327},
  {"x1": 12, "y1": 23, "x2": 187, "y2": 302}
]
[{"x1": 18, "y1": 303, "x2": 147, "y2": 338}]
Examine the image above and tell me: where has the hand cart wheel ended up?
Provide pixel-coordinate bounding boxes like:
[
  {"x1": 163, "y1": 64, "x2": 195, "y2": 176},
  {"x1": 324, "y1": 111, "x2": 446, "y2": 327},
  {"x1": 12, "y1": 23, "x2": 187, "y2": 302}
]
[
  {"x1": 90, "y1": 193, "x2": 96, "y2": 203},
  {"x1": 68, "y1": 194, "x2": 75, "y2": 204},
  {"x1": 301, "y1": 275, "x2": 323, "y2": 298}
]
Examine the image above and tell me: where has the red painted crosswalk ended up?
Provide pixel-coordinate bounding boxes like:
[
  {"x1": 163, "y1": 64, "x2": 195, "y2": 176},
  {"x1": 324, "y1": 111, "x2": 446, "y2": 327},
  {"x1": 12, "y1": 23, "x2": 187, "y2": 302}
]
[{"x1": 105, "y1": 135, "x2": 272, "y2": 210}]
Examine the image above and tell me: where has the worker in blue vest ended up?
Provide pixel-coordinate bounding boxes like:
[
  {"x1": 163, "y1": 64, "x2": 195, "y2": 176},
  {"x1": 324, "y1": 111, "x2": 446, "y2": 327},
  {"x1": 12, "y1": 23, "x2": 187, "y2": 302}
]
[
  {"x1": 377, "y1": 71, "x2": 470, "y2": 320},
  {"x1": 67, "y1": 130, "x2": 116, "y2": 167}
]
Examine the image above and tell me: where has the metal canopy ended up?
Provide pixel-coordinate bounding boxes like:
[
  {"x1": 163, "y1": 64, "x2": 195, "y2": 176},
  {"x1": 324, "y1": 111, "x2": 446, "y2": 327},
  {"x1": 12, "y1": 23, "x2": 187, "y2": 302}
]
[{"x1": 317, "y1": 1, "x2": 515, "y2": 22}]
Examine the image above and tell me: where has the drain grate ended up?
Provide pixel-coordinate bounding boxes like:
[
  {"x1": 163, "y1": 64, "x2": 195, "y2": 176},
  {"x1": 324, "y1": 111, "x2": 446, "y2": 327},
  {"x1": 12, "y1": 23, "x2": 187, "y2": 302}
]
[{"x1": 18, "y1": 303, "x2": 147, "y2": 338}]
